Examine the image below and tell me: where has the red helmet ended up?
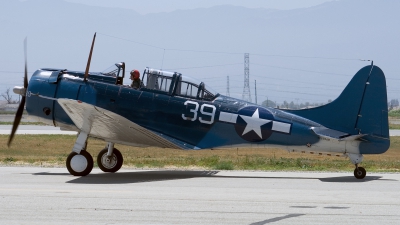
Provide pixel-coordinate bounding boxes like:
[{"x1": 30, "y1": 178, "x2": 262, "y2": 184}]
[{"x1": 130, "y1": 70, "x2": 140, "y2": 79}]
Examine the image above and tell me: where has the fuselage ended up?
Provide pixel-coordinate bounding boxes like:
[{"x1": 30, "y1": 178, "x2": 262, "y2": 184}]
[{"x1": 24, "y1": 66, "x2": 389, "y2": 156}]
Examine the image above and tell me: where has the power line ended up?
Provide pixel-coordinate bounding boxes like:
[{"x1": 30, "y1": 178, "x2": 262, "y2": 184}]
[
  {"x1": 97, "y1": 32, "x2": 362, "y2": 61},
  {"x1": 251, "y1": 63, "x2": 351, "y2": 77},
  {"x1": 251, "y1": 53, "x2": 361, "y2": 61},
  {"x1": 98, "y1": 32, "x2": 165, "y2": 50},
  {"x1": 165, "y1": 62, "x2": 242, "y2": 70}
]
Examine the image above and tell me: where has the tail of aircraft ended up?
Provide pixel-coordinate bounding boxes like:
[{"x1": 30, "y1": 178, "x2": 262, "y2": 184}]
[{"x1": 286, "y1": 64, "x2": 389, "y2": 154}]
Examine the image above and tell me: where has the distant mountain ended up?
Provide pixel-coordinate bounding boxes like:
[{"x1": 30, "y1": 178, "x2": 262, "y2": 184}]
[{"x1": 0, "y1": 0, "x2": 399, "y2": 103}]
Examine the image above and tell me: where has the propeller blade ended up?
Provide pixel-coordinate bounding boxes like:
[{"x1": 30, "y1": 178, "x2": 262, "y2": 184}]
[
  {"x1": 84, "y1": 32, "x2": 96, "y2": 81},
  {"x1": 8, "y1": 96, "x2": 26, "y2": 147},
  {"x1": 24, "y1": 37, "x2": 28, "y2": 89},
  {"x1": 8, "y1": 37, "x2": 29, "y2": 147}
]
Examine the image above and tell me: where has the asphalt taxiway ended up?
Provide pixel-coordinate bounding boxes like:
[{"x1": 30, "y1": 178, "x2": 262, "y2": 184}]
[{"x1": 0, "y1": 167, "x2": 399, "y2": 224}]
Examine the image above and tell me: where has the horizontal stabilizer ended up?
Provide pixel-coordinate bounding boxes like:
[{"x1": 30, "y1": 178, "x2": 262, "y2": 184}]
[
  {"x1": 311, "y1": 127, "x2": 366, "y2": 141},
  {"x1": 311, "y1": 127, "x2": 349, "y2": 139},
  {"x1": 340, "y1": 134, "x2": 366, "y2": 141}
]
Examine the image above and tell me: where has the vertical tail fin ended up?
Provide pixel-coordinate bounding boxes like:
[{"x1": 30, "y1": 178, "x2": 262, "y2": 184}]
[{"x1": 286, "y1": 65, "x2": 389, "y2": 153}]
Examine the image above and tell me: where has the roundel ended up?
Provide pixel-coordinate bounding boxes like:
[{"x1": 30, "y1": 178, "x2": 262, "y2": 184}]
[{"x1": 234, "y1": 106, "x2": 275, "y2": 142}]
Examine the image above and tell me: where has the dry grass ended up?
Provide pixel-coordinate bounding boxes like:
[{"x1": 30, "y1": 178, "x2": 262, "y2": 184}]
[{"x1": 0, "y1": 135, "x2": 400, "y2": 172}]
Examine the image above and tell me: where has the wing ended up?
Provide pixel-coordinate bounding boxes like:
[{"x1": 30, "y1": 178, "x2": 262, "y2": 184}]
[{"x1": 57, "y1": 98, "x2": 181, "y2": 149}]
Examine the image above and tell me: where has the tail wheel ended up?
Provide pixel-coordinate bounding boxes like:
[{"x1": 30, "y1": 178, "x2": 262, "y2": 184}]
[
  {"x1": 354, "y1": 167, "x2": 366, "y2": 179},
  {"x1": 66, "y1": 151, "x2": 93, "y2": 176},
  {"x1": 97, "y1": 148, "x2": 123, "y2": 173}
]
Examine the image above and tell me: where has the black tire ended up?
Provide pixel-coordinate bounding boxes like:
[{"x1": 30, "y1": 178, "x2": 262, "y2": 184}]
[
  {"x1": 97, "y1": 148, "x2": 123, "y2": 173},
  {"x1": 354, "y1": 167, "x2": 366, "y2": 179},
  {"x1": 66, "y1": 151, "x2": 93, "y2": 176}
]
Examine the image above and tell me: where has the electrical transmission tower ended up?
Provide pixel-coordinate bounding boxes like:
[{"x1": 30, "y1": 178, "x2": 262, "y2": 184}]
[
  {"x1": 226, "y1": 76, "x2": 230, "y2": 97},
  {"x1": 242, "y1": 53, "x2": 252, "y2": 102}
]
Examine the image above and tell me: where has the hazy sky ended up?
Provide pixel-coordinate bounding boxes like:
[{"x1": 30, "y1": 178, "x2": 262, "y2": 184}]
[
  {"x1": 3, "y1": 0, "x2": 398, "y2": 104},
  {"x1": 64, "y1": 0, "x2": 335, "y2": 14}
]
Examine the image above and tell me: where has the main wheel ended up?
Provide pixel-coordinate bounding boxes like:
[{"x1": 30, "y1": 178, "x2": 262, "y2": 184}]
[
  {"x1": 66, "y1": 151, "x2": 94, "y2": 176},
  {"x1": 354, "y1": 167, "x2": 366, "y2": 179},
  {"x1": 97, "y1": 148, "x2": 123, "y2": 173}
]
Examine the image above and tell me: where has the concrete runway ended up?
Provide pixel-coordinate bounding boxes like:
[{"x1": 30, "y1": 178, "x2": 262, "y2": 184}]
[
  {"x1": 0, "y1": 167, "x2": 399, "y2": 224},
  {"x1": 0, "y1": 125, "x2": 77, "y2": 135},
  {"x1": 0, "y1": 114, "x2": 37, "y2": 122}
]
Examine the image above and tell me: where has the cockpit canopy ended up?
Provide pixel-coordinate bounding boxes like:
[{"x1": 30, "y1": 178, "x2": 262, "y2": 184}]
[{"x1": 141, "y1": 68, "x2": 218, "y2": 101}]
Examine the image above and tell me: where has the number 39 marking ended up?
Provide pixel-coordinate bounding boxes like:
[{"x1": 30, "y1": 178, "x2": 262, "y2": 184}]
[{"x1": 182, "y1": 100, "x2": 216, "y2": 124}]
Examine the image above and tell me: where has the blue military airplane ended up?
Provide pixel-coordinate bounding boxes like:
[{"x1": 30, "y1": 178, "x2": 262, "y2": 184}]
[{"x1": 9, "y1": 34, "x2": 389, "y2": 179}]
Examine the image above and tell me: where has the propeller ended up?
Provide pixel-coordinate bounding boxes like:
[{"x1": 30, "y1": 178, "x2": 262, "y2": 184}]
[
  {"x1": 8, "y1": 38, "x2": 28, "y2": 147},
  {"x1": 84, "y1": 32, "x2": 96, "y2": 82}
]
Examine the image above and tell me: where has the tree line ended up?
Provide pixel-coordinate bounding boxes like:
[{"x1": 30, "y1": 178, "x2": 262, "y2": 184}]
[
  {"x1": 1, "y1": 88, "x2": 20, "y2": 104},
  {"x1": 261, "y1": 99, "x2": 331, "y2": 109}
]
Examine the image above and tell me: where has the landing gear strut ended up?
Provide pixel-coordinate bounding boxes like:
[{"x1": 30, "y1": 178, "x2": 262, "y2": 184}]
[{"x1": 348, "y1": 153, "x2": 367, "y2": 179}]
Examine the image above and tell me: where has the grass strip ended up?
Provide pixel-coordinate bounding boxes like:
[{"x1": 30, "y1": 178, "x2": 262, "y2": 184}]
[
  {"x1": 389, "y1": 110, "x2": 400, "y2": 118},
  {"x1": 0, "y1": 135, "x2": 399, "y2": 172},
  {"x1": 389, "y1": 124, "x2": 400, "y2": 129}
]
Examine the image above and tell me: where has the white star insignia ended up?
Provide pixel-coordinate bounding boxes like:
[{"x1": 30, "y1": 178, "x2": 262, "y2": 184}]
[{"x1": 239, "y1": 109, "x2": 271, "y2": 138}]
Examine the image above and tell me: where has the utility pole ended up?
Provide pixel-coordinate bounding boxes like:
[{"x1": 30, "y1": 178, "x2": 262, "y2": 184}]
[
  {"x1": 226, "y1": 76, "x2": 230, "y2": 97},
  {"x1": 254, "y1": 80, "x2": 257, "y2": 104},
  {"x1": 242, "y1": 53, "x2": 251, "y2": 102}
]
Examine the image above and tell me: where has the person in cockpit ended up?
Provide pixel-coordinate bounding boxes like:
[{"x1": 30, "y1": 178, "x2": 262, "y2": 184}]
[{"x1": 130, "y1": 70, "x2": 141, "y2": 89}]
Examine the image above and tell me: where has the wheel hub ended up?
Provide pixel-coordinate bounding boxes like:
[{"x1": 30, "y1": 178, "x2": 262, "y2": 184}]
[
  {"x1": 101, "y1": 154, "x2": 117, "y2": 169},
  {"x1": 70, "y1": 155, "x2": 88, "y2": 173}
]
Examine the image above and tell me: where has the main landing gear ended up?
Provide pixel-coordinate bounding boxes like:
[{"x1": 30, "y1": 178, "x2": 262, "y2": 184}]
[
  {"x1": 97, "y1": 143, "x2": 123, "y2": 173},
  {"x1": 66, "y1": 150, "x2": 93, "y2": 176},
  {"x1": 348, "y1": 153, "x2": 367, "y2": 179},
  {"x1": 66, "y1": 132, "x2": 123, "y2": 176}
]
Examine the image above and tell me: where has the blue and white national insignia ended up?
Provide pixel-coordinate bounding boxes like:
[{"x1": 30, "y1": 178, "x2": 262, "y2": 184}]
[{"x1": 219, "y1": 106, "x2": 291, "y2": 142}]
